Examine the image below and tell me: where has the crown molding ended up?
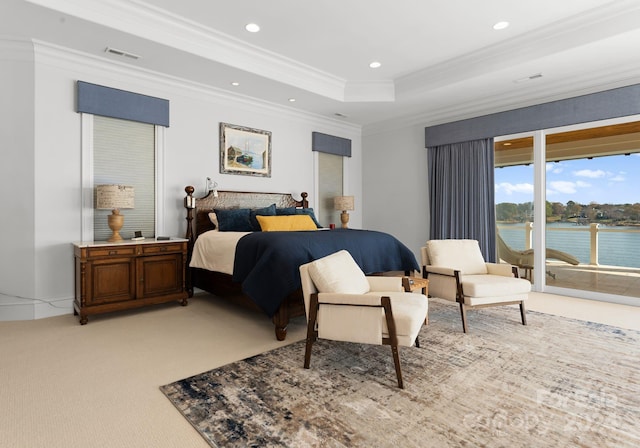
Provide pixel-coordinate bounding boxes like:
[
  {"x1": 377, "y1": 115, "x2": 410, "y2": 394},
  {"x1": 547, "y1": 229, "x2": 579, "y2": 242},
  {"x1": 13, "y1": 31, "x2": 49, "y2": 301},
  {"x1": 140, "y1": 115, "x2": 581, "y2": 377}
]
[
  {"x1": 29, "y1": 38, "x2": 361, "y2": 133},
  {"x1": 363, "y1": 64, "x2": 640, "y2": 137},
  {"x1": 395, "y1": 0, "x2": 640, "y2": 98},
  {"x1": 0, "y1": 36, "x2": 35, "y2": 62},
  {"x1": 25, "y1": 0, "x2": 349, "y2": 100}
]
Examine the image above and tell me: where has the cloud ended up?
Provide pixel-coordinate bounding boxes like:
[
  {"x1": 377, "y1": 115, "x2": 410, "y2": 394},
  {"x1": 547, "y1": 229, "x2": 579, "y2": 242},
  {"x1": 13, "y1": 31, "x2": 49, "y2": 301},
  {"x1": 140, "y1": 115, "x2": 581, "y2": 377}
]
[
  {"x1": 610, "y1": 174, "x2": 625, "y2": 182},
  {"x1": 546, "y1": 163, "x2": 563, "y2": 174},
  {"x1": 573, "y1": 169, "x2": 606, "y2": 178},
  {"x1": 495, "y1": 182, "x2": 533, "y2": 195},
  {"x1": 549, "y1": 180, "x2": 578, "y2": 194}
]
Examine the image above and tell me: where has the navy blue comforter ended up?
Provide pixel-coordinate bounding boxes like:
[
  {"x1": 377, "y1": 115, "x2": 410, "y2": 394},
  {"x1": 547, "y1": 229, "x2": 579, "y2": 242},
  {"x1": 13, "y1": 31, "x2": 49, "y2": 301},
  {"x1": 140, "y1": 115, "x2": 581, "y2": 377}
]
[{"x1": 232, "y1": 229, "x2": 419, "y2": 317}]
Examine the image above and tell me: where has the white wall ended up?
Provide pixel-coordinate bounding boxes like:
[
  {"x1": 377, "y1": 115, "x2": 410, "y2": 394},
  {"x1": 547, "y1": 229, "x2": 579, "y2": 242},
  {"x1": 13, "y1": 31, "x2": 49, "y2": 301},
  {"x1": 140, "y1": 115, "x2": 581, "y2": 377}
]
[
  {"x1": 0, "y1": 38, "x2": 361, "y2": 321},
  {"x1": 362, "y1": 123, "x2": 429, "y2": 268},
  {"x1": 0, "y1": 39, "x2": 37, "y2": 319}
]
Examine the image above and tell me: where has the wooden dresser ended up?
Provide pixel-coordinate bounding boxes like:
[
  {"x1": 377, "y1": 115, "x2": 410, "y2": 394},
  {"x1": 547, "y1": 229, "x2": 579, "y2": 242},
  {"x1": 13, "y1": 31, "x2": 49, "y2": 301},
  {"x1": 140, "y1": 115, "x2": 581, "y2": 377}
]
[{"x1": 73, "y1": 238, "x2": 189, "y2": 324}]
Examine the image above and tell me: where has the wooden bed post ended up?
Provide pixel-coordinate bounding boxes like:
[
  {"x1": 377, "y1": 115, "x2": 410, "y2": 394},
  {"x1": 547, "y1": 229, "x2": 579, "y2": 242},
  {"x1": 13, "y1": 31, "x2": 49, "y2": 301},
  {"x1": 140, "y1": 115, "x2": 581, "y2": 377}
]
[
  {"x1": 184, "y1": 186, "x2": 195, "y2": 297},
  {"x1": 184, "y1": 186, "x2": 195, "y2": 244}
]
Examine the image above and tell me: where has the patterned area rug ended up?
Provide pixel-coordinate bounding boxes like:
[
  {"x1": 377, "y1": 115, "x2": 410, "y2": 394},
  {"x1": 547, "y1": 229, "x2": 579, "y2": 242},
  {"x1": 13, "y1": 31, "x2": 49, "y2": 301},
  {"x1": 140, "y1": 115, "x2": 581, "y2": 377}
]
[{"x1": 160, "y1": 300, "x2": 640, "y2": 447}]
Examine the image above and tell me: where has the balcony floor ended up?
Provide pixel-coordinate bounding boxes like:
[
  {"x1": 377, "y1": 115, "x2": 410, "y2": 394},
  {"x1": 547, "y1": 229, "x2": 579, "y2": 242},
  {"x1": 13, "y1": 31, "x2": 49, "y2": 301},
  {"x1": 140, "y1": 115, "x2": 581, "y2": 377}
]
[{"x1": 530, "y1": 262, "x2": 640, "y2": 300}]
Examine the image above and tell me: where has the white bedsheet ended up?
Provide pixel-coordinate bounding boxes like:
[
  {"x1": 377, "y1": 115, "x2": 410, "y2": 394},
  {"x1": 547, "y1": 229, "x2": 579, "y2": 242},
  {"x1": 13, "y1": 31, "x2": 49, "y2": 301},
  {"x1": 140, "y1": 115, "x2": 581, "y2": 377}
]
[{"x1": 189, "y1": 231, "x2": 251, "y2": 275}]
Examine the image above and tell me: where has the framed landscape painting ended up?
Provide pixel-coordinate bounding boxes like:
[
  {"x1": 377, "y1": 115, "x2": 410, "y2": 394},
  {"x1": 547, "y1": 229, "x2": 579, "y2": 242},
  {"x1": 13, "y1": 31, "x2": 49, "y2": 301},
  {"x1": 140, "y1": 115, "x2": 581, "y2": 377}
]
[{"x1": 219, "y1": 122, "x2": 272, "y2": 177}]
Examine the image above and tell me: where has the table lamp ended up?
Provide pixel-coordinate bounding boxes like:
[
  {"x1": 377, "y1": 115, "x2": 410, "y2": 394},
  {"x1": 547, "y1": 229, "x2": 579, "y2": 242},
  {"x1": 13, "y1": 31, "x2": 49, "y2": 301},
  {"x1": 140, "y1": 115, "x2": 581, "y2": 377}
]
[
  {"x1": 96, "y1": 185, "x2": 135, "y2": 242},
  {"x1": 334, "y1": 195, "x2": 354, "y2": 229}
]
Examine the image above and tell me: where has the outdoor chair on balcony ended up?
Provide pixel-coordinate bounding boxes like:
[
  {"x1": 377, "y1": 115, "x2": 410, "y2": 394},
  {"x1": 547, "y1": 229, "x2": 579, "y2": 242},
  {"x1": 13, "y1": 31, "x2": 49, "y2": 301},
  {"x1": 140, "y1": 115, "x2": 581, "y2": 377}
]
[
  {"x1": 421, "y1": 239, "x2": 531, "y2": 333},
  {"x1": 497, "y1": 233, "x2": 580, "y2": 280}
]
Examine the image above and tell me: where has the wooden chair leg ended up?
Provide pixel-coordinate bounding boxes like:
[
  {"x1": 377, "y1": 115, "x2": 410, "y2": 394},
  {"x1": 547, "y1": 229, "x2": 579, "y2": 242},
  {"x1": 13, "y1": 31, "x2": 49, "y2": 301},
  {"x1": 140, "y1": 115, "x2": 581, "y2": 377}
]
[
  {"x1": 459, "y1": 302, "x2": 469, "y2": 333},
  {"x1": 304, "y1": 293, "x2": 319, "y2": 369},
  {"x1": 391, "y1": 345, "x2": 404, "y2": 389},
  {"x1": 519, "y1": 301, "x2": 528, "y2": 326},
  {"x1": 382, "y1": 296, "x2": 404, "y2": 389}
]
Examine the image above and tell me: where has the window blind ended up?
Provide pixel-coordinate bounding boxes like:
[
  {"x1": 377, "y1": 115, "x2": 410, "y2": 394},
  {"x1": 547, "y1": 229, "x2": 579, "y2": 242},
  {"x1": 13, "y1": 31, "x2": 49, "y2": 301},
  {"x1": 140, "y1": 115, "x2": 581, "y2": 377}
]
[
  {"x1": 93, "y1": 116, "x2": 156, "y2": 240},
  {"x1": 318, "y1": 152, "x2": 344, "y2": 227}
]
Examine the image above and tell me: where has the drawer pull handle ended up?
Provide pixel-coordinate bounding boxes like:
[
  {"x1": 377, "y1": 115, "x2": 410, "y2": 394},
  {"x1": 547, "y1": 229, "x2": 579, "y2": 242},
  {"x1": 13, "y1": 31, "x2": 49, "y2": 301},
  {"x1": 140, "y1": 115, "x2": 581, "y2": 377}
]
[
  {"x1": 160, "y1": 247, "x2": 168, "y2": 252},
  {"x1": 109, "y1": 250, "x2": 117, "y2": 255}
]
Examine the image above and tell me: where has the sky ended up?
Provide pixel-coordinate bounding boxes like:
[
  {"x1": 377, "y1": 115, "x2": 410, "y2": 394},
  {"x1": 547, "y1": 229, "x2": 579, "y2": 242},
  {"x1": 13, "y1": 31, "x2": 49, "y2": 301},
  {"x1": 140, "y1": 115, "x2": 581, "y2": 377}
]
[{"x1": 494, "y1": 153, "x2": 640, "y2": 205}]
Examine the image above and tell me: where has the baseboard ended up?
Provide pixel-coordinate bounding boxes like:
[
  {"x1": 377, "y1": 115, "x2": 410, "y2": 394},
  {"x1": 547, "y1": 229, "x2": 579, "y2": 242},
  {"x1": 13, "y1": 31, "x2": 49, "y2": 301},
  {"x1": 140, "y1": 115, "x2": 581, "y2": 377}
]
[{"x1": 0, "y1": 295, "x2": 74, "y2": 321}]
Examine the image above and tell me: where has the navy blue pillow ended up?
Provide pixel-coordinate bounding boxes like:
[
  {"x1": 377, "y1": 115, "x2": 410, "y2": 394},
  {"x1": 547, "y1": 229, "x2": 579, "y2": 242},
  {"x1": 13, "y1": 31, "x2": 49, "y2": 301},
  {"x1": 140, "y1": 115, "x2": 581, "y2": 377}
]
[
  {"x1": 214, "y1": 208, "x2": 252, "y2": 232},
  {"x1": 249, "y1": 204, "x2": 276, "y2": 231},
  {"x1": 276, "y1": 207, "x2": 322, "y2": 228}
]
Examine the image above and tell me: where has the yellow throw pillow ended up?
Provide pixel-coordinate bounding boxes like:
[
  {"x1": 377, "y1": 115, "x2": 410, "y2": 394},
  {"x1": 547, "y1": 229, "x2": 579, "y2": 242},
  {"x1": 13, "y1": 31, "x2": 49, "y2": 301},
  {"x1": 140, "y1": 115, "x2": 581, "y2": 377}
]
[{"x1": 256, "y1": 215, "x2": 318, "y2": 231}]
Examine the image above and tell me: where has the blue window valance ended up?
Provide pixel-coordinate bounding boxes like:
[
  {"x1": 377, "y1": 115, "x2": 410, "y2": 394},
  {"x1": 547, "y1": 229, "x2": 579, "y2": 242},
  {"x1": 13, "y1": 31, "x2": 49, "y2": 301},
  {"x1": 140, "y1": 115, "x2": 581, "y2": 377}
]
[
  {"x1": 312, "y1": 132, "x2": 351, "y2": 157},
  {"x1": 76, "y1": 81, "x2": 170, "y2": 127},
  {"x1": 425, "y1": 84, "x2": 640, "y2": 147}
]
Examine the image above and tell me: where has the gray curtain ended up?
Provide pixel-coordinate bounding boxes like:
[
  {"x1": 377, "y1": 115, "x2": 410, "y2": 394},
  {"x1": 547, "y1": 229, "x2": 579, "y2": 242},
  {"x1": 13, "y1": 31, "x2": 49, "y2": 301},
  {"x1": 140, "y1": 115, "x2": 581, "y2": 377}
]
[{"x1": 427, "y1": 138, "x2": 496, "y2": 261}]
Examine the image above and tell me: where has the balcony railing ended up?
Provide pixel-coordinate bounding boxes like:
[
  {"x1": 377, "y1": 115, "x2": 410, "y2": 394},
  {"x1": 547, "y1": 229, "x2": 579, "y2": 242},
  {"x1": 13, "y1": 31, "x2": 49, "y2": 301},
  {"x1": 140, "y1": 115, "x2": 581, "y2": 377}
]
[{"x1": 498, "y1": 222, "x2": 640, "y2": 267}]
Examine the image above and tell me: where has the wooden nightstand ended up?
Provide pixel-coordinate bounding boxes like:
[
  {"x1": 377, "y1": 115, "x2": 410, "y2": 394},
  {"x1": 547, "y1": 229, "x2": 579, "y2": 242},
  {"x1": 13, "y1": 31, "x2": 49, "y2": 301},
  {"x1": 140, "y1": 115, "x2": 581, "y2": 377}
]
[{"x1": 73, "y1": 238, "x2": 189, "y2": 324}]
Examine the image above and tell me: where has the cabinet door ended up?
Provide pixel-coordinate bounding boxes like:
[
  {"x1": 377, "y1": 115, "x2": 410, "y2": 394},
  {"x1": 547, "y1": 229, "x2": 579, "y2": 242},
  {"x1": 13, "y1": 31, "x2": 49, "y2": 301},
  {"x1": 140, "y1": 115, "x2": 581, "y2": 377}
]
[
  {"x1": 87, "y1": 258, "x2": 136, "y2": 305},
  {"x1": 137, "y1": 253, "x2": 184, "y2": 299}
]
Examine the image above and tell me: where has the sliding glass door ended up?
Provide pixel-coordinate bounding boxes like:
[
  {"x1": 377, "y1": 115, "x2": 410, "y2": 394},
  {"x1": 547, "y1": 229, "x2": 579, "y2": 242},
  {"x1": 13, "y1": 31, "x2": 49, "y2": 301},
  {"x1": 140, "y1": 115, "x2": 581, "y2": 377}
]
[
  {"x1": 495, "y1": 135, "x2": 535, "y2": 280},
  {"x1": 495, "y1": 117, "x2": 640, "y2": 305}
]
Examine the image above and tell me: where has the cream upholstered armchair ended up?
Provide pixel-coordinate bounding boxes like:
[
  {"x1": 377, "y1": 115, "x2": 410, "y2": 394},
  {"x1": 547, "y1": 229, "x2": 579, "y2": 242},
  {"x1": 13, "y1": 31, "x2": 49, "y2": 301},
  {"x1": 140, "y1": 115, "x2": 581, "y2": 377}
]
[
  {"x1": 299, "y1": 250, "x2": 428, "y2": 389},
  {"x1": 421, "y1": 239, "x2": 531, "y2": 333}
]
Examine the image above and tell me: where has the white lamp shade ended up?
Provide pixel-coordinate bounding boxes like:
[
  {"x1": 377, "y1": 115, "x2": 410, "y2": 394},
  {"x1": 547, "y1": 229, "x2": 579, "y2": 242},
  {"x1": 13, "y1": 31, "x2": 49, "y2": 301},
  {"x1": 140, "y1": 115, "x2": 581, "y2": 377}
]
[
  {"x1": 96, "y1": 185, "x2": 135, "y2": 210},
  {"x1": 334, "y1": 195, "x2": 354, "y2": 211}
]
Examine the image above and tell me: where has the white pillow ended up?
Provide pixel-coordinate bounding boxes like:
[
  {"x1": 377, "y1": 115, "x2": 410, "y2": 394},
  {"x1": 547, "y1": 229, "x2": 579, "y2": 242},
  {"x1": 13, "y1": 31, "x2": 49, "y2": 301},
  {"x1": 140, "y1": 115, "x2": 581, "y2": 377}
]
[
  {"x1": 208, "y1": 212, "x2": 219, "y2": 232},
  {"x1": 307, "y1": 250, "x2": 370, "y2": 294},
  {"x1": 426, "y1": 239, "x2": 487, "y2": 275}
]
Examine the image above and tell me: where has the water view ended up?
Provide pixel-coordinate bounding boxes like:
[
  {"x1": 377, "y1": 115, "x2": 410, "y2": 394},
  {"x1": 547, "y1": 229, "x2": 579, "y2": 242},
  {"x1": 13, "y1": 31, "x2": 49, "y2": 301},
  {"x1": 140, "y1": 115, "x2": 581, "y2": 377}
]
[
  {"x1": 498, "y1": 222, "x2": 640, "y2": 269},
  {"x1": 496, "y1": 154, "x2": 640, "y2": 271}
]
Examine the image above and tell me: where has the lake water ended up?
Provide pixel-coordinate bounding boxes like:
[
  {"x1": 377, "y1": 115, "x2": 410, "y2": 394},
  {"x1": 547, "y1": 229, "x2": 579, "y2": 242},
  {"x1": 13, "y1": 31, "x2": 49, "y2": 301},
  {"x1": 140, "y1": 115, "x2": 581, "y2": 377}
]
[{"x1": 498, "y1": 222, "x2": 640, "y2": 269}]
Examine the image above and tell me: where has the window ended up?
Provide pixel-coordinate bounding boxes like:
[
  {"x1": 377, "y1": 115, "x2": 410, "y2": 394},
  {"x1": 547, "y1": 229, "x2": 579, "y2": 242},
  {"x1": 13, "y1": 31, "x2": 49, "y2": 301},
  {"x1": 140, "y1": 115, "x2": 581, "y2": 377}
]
[
  {"x1": 92, "y1": 116, "x2": 156, "y2": 240},
  {"x1": 81, "y1": 114, "x2": 165, "y2": 241},
  {"x1": 317, "y1": 152, "x2": 344, "y2": 227},
  {"x1": 495, "y1": 118, "x2": 640, "y2": 304}
]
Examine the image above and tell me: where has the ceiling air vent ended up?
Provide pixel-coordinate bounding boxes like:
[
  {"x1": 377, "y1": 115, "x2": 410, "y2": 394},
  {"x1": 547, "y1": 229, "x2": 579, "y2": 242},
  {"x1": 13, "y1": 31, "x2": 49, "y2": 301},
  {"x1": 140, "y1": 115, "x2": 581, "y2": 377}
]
[
  {"x1": 514, "y1": 73, "x2": 543, "y2": 84},
  {"x1": 105, "y1": 47, "x2": 140, "y2": 60}
]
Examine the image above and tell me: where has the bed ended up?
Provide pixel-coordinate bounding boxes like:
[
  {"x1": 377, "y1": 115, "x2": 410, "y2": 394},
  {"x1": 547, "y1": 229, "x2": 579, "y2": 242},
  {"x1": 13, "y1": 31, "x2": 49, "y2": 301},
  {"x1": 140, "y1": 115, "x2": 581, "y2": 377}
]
[{"x1": 183, "y1": 186, "x2": 420, "y2": 340}]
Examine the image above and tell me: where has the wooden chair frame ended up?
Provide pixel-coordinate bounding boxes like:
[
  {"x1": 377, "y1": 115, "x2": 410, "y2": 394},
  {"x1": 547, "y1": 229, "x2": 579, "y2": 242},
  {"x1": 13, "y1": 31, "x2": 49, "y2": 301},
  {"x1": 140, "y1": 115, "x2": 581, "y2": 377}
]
[
  {"x1": 424, "y1": 266, "x2": 527, "y2": 333},
  {"x1": 303, "y1": 293, "x2": 420, "y2": 389}
]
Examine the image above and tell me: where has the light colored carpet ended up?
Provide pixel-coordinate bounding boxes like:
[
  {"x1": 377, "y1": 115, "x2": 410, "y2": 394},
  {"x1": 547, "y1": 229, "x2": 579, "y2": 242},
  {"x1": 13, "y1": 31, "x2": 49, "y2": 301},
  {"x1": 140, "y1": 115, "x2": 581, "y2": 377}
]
[{"x1": 161, "y1": 300, "x2": 640, "y2": 448}]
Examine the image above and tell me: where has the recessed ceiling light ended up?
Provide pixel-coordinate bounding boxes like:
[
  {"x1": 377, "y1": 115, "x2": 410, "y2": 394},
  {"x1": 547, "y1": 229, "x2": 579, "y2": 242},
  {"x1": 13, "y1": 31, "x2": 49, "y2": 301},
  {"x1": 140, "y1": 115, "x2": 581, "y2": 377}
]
[
  {"x1": 230, "y1": 82, "x2": 240, "y2": 86},
  {"x1": 369, "y1": 61, "x2": 381, "y2": 69},
  {"x1": 288, "y1": 98, "x2": 296, "y2": 102},
  {"x1": 245, "y1": 23, "x2": 260, "y2": 33},
  {"x1": 493, "y1": 21, "x2": 509, "y2": 30}
]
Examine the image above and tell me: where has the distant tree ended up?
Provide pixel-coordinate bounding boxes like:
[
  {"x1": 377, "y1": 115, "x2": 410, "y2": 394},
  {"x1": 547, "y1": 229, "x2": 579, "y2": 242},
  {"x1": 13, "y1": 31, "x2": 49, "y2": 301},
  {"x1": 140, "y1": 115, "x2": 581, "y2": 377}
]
[
  {"x1": 626, "y1": 203, "x2": 640, "y2": 221},
  {"x1": 587, "y1": 202, "x2": 601, "y2": 221},
  {"x1": 496, "y1": 203, "x2": 518, "y2": 221},
  {"x1": 517, "y1": 202, "x2": 533, "y2": 221},
  {"x1": 551, "y1": 202, "x2": 565, "y2": 217},
  {"x1": 564, "y1": 201, "x2": 582, "y2": 219}
]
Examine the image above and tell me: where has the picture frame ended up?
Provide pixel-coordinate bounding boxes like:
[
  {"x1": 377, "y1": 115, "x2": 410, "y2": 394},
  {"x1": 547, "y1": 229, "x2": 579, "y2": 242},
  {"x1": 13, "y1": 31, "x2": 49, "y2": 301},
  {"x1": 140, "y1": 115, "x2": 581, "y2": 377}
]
[{"x1": 219, "y1": 122, "x2": 272, "y2": 177}]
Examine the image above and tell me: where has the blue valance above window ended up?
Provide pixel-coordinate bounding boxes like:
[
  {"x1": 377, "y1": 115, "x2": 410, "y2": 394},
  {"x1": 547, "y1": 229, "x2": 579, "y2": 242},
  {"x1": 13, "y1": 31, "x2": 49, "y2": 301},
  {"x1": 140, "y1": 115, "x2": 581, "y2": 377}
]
[
  {"x1": 425, "y1": 83, "x2": 640, "y2": 147},
  {"x1": 312, "y1": 132, "x2": 351, "y2": 157},
  {"x1": 76, "y1": 81, "x2": 170, "y2": 127}
]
